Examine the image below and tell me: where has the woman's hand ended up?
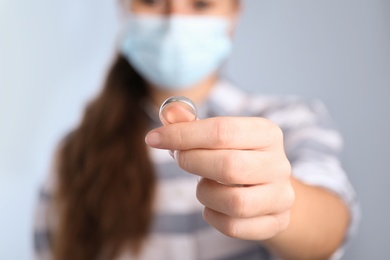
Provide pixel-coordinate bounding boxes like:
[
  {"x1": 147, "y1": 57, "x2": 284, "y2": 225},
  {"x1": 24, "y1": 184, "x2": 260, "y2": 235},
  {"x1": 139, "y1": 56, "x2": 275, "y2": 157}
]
[{"x1": 145, "y1": 117, "x2": 295, "y2": 241}]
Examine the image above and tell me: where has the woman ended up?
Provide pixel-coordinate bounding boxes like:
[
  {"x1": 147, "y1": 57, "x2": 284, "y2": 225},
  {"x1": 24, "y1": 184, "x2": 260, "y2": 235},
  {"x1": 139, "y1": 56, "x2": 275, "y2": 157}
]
[{"x1": 34, "y1": 0, "x2": 358, "y2": 259}]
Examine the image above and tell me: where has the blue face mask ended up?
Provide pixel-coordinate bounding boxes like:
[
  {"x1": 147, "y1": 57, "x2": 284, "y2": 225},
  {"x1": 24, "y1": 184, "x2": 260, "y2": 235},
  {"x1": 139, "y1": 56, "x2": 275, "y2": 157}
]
[{"x1": 120, "y1": 14, "x2": 233, "y2": 90}]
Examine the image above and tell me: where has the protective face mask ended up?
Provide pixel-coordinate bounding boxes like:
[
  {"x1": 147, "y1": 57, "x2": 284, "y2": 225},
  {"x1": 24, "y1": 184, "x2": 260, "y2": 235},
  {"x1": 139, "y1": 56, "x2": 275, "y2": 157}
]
[{"x1": 120, "y1": 14, "x2": 233, "y2": 90}]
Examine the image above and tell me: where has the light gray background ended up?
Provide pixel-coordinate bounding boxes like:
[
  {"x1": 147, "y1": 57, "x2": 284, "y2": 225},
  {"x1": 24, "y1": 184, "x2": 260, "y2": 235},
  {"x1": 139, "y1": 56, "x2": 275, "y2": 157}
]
[{"x1": 1, "y1": 0, "x2": 389, "y2": 259}]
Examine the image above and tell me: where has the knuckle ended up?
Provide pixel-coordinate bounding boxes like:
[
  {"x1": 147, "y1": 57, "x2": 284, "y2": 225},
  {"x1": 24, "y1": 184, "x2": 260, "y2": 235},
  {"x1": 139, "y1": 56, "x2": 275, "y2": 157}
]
[
  {"x1": 213, "y1": 118, "x2": 230, "y2": 147},
  {"x1": 278, "y1": 182, "x2": 295, "y2": 212},
  {"x1": 270, "y1": 212, "x2": 290, "y2": 237},
  {"x1": 278, "y1": 212, "x2": 291, "y2": 232},
  {"x1": 262, "y1": 118, "x2": 283, "y2": 146},
  {"x1": 269, "y1": 154, "x2": 291, "y2": 180},
  {"x1": 177, "y1": 150, "x2": 189, "y2": 171},
  {"x1": 228, "y1": 189, "x2": 248, "y2": 218},
  {"x1": 260, "y1": 117, "x2": 276, "y2": 130},
  {"x1": 271, "y1": 127, "x2": 284, "y2": 147},
  {"x1": 273, "y1": 124, "x2": 284, "y2": 140},
  {"x1": 220, "y1": 152, "x2": 240, "y2": 183},
  {"x1": 176, "y1": 127, "x2": 185, "y2": 147},
  {"x1": 223, "y1": 218, "x2": 239, "y2": 238},
  {"x1": 278, "y1": 159, "x2": 292, "y2": 178},
  {"x1": 285, "y1": 184, "x2": 296, "y2": 208}
]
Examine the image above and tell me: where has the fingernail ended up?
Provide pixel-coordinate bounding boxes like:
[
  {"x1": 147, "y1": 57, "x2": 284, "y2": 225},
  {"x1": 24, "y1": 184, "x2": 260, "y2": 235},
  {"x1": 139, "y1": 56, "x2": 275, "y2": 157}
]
[
  {"x1": 173, "y1": 150, "x2": 179, "y2": 163},
  {"x1": 169, "y1": 150, "x2": 179, "y2": 162},
  {"x1": 145, "y1": 132, "x2": 162, "y2": 147}
]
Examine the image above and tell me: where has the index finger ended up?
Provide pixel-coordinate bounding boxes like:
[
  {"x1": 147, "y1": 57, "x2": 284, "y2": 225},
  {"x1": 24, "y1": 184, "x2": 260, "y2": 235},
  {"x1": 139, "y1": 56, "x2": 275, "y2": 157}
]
[{"x1": 145, "y1": 117, "x2": 281, "y2": 151}]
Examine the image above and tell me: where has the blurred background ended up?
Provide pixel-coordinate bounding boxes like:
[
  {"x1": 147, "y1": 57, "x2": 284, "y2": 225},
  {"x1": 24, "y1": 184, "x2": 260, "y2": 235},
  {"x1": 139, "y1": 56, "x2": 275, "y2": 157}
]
[{"x1": 0, "y1": 0, "x2": 389, "y2": 259}]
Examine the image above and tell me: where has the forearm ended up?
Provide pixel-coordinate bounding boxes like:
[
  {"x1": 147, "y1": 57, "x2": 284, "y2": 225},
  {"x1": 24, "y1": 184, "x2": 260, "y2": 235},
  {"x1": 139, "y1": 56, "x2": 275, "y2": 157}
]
[{"x1": 262, "y1": 177, "x2": 350, "y2": 260}]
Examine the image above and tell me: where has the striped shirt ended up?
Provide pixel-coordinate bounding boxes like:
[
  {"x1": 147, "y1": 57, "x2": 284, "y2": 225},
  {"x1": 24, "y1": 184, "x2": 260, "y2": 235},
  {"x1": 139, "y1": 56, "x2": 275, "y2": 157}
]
[{"x1": 34, "y1": 80, "x2": 359, "y2": 260}]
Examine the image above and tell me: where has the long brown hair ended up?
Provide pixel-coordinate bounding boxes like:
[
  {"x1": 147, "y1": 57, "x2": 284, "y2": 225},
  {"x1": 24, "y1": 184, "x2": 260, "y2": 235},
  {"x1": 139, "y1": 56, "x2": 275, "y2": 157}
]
[{"x1": 54, "y1": 56, "x2": 156, "y2": 260}]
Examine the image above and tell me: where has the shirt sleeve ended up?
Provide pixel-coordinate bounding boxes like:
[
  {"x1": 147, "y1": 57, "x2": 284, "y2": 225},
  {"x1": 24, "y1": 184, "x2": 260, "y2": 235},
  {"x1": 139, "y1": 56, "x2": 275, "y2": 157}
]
[{"x1": 264, "y1": 98, "x2": 360, "y2": 260}]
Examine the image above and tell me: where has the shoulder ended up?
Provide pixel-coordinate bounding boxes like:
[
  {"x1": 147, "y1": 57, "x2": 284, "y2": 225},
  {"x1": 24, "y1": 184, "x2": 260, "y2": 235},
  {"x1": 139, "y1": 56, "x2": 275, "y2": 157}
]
[{"x1": 210, "y1": 80, "x2": 335, "y2": 129}]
